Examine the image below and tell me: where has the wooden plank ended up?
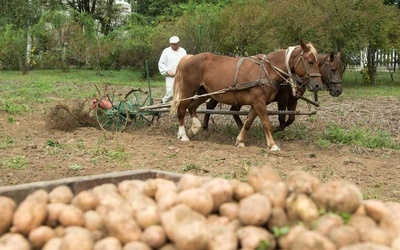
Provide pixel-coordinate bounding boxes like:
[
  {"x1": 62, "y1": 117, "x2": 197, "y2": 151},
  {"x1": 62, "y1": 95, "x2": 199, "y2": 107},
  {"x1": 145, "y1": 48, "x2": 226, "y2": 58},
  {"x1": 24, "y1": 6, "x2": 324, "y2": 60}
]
[{"x1": 0, "y1": 169, "x2": 182, "y2": 204}]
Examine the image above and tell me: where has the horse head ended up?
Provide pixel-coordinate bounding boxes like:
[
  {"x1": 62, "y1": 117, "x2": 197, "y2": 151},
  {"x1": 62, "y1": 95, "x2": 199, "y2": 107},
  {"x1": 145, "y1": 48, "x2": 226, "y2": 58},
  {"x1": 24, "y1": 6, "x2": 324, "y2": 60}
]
[
  {"x1": 291, "y1": 40, "x2": 323, "y2": 92},
  {"x1": 319, "y1": 52, "x2": 343, "y2": 97}
]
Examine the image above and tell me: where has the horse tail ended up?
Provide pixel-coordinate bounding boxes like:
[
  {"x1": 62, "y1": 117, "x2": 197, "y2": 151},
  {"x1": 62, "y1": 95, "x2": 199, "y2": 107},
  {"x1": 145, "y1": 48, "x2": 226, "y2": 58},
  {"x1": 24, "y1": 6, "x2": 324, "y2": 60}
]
[{"x1": 170, "y1": 54, "x2": 193, "y2": 116}]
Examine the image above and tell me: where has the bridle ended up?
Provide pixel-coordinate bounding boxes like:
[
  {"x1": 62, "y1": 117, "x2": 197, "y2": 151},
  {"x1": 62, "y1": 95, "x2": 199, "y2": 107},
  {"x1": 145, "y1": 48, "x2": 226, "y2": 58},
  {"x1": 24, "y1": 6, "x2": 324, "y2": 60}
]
[
  {"x1": 292, "y1": 49, "x2": 322, "y2": 88},
  {"x1": 319, "y1": 58, "x2": 343, "y2": 91}
]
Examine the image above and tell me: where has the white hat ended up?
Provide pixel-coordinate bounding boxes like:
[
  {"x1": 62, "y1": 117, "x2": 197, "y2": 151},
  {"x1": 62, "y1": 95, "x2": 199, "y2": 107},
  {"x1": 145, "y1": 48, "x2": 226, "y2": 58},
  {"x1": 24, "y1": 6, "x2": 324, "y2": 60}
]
[{"x1": 169, "y1": 36, "x2": 180, "y2": 44}]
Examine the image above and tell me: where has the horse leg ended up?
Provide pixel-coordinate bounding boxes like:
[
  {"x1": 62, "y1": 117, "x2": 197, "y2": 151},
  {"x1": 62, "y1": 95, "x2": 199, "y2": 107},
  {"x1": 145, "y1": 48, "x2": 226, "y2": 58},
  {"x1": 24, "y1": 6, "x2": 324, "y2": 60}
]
[
  {"x1": 187, "y1": 96, "x2": 209, "y2": 136},
  {"x1": 231, "y1": 105, "x2": 243, "y2": 130},
  {"x1": 284, "y1": 98, "x2": 299, "y2": 128},
  {"x1": 176, "y1": 100, "x2": 193, "y2": 141},
  {"x1": 235, "y1": 107, "x2": 258, "y2": 148},
  {"x1": 203, "y1": 98, "x2": 219, "y2": 129},
  {"x1": 254, "y1": 102, "x2": 280, "y2": 151},
  {"x1": 277, "y1": 98, "x2": 288, "y2": 131}
]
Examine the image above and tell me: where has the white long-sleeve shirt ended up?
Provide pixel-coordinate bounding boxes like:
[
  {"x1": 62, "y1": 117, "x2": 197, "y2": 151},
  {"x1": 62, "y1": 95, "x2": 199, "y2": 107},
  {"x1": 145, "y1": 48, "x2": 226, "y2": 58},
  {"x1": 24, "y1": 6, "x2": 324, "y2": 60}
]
[{"x1": 158, "y1": 47, "x2": 187, "y2": 76}]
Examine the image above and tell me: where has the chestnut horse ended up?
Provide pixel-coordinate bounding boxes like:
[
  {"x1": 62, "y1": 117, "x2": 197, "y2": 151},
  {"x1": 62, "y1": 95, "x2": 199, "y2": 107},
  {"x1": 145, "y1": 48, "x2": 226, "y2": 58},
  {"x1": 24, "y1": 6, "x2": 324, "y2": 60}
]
[
  {"x1": 202, "y1": 52, "x2": 343, "y2": 131},
  {"x1": 170, "y1": 41, "x2": 322, "y2": 151}
]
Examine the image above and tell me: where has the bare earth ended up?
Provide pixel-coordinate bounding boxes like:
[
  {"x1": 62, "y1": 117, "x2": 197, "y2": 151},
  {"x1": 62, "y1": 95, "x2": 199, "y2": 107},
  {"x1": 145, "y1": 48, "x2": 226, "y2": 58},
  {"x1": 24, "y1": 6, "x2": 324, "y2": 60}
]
[{"x1": 0, "y1": 91, "x2": 399, "y2": 202}]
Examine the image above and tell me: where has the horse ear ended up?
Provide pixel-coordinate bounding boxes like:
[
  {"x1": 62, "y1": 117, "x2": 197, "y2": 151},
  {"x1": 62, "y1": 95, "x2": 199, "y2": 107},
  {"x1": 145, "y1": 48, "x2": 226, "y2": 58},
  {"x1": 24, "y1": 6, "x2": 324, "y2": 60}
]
[
  {"x1": 330, "y1": 51, "x2": 335, "y2": 61},
  {"x1": 300, "y1": 39, "x2": 308, "y2": 52}
]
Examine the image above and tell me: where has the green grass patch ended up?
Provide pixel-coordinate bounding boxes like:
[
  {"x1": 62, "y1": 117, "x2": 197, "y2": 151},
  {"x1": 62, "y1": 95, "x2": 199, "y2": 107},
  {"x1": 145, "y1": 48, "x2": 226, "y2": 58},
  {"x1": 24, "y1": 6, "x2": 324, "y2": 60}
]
[
  {"x1": 323, "y1": 123, "x2": 399, "y2": 149},
  {"x1": 1, "y1": 155, "x2": 28, "y2": 169}
]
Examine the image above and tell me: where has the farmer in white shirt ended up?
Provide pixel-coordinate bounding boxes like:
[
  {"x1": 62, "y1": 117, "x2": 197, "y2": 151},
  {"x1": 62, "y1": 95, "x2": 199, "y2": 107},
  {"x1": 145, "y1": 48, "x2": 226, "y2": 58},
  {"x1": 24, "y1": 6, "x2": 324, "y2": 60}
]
[{"x1": 158, "y1": 36, "x2": 187, "y2": 104}]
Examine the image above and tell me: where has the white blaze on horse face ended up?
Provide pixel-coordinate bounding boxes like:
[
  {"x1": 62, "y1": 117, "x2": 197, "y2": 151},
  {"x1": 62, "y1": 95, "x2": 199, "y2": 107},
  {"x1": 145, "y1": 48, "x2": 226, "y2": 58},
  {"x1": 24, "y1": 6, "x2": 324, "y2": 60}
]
[{"x1": 177, "y1": 126, "x2": 189, "y2": 141}]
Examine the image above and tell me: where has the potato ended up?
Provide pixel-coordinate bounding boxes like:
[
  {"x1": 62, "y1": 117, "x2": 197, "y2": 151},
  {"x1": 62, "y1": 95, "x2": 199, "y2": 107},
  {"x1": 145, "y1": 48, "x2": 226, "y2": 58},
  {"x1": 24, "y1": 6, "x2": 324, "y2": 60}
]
[
  {"x1": 117, "y1": 179, "x2": 145, "y2": 198},
  {"x1": 157, "y1": 191, "x2": 178, "y2": 212},
  {"x1": 177, "y1": 174, "x2": 204, "y2": 191},
  {"x1": 94, "y1": 237, "x2": 122, "y2": 250},
  {"x1": 237, "y1": 226, "x2": 276, "y2": 250},
  {"x1": 339, "y1": 242, "x2": 392, "y2": 250},
  {"x1": 48, "y1": 185, "x2": 74, "y2": 204},
  {"x1": 143, "y1": 178, "x2": 177, "y2": 201},
  {"x1": 392, "y1": 236, "x2": 400, "y2": 250},
  {"x1": 327, "y1": 225, "x2": 360, "y2": 248},
  {"x1": 290, "y1": 230, "x2": 336, "y2": 250},
  {"x1": 42, "y1": 237, "x2": 62, "y2": 250},
  {"x1": 123, "y1": 241, "x2": 152, "y2": 250},
  {"x1": 277, "y1": 225, "x2": 307, "y2": 250},
  {"x1": 259, "y1": 181, "x2": 288, "y2": 208},
  {"x1": 219, "y1": 202, "x2": 239, "y2": 220},
  {"x1": 379, "y1": 202, "x2": 400, "y2": 240},
  {"x1": 363, "y1": 200, "x2": 390, "y2": 223},
  {"x1": 238, "y1": 193, "x2": 271, "y2": 226},
  {"x1": 84, "y1": 210, "x2": 104, "y2": 231},
  {"x1": 46, "y1": 203, "x2": 67, "y2": 227},
  {"x1": 0, "y1": 196, "x2": 16, "y2": 235},
  {"x1": 161, "y1": 204, "x2": 208, "y2": 250},
  {"x1": 247, "y1": 166, "x2": 282, "y2": 191},
  {"x1": 72, "y1": 190, "x2": 99, "y2": 211},
  {"x1": 104, "y1": 208, "x2": 142, "y2": 244},
  {"x1": 312, "y1": 180, "x2": 362, "y2": 213},
  {"x1": 207, "y1": 221, "x2": 237, "y2": 250},
  {"x1": 359, "y1": 227, "x2": 391, "y2": 246},
  {"x1": 267, "y1": 207, "x2": 289, "y2": 231},
  {"x1": 286, "y1": 193, "x2": 319, "y2": 227},
  {"x1": 230, "y1": 180, "x2": 254, "y2": 201},
  {"x1": 158, "y1": 243, "x2": 178, "y2": 250},
  {"x1": 0, "y1": 233, "x2": 31, "y2": 250},
  {"x1": 60, "y1": 227, "x2": 94, "y2": 250},
  {"x1": 286, "y1": 171, "x2": 320, "y2": 194},
  {"x1": 11, "y1": 189, "x2": 48, "y2": 235},
  {"x1": 312, "y1": 214, "x2": 344, "y2": 236},
  {"x1": 140, "y1": 225, "x2": 167, "y2": 249},
  {"x1": 28, "y1": 225, "x2": 56, "y2": 249},
  {"x1": 348, "y1": 214, "x2": 378, "y2": 234},
  {"x1": 135, "y1": 203, "x2": 160, "y2": 229},
  {"x1": 202, "y1": 178, "x2": 233, "y2": 211},
  {"x1": 92, "y1": 183, "x2": 118, "y2": 197},
  {"x1": 176, "y1": 188, "x2": 214, "y2": 216},
  {"x1": 58, "y1": 205, "x2": 84, "y2": 227}
]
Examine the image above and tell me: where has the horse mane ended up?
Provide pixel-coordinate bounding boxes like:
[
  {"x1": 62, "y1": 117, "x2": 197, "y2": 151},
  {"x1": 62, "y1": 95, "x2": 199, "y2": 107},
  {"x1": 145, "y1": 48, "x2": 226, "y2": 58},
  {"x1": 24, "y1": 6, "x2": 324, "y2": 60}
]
[
  {"x1": 306, "y1": 42, "x2": 318, "y2": 60},
  {"x1": 170, "y1": 54, "x2": 193, "y2": 116}
]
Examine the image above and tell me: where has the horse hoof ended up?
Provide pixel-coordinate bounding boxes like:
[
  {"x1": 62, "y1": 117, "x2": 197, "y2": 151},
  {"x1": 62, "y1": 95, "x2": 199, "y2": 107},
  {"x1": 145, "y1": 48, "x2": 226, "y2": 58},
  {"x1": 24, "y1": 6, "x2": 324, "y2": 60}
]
[
  {"x1": 177, "y1": 134, "x2": 190, "y2": 141},
  {"x1": 270, "y1": 145, "x2": 280, "y2": 151},
  {"x1": 236, "y1": 142, "x2": 245, "y2": 148}
]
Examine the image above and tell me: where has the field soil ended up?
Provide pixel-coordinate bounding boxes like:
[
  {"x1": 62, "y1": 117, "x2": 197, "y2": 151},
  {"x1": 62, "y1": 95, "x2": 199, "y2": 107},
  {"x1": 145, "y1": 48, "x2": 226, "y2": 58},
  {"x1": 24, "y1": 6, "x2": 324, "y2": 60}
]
[{"x1": 0, "y1": 91, "x2": 399, "y2": 202}]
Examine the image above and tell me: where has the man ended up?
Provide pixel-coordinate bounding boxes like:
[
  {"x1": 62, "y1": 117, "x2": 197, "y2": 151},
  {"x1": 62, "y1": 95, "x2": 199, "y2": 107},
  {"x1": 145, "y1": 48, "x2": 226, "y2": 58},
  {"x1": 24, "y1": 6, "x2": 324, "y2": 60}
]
[{"x1": 158, "y1": 36, "x2": 187, "y2": 104}]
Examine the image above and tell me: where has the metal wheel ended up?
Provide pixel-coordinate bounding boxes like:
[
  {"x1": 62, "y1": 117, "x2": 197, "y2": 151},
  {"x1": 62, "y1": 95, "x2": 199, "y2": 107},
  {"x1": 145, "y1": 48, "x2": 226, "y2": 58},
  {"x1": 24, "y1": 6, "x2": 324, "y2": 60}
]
[
  {"x1": 124, "y1": 89, "x2": 158, "y2": 127},
  {"x1": 95, "y1": 94, "x2": 129, "y2": 133}
]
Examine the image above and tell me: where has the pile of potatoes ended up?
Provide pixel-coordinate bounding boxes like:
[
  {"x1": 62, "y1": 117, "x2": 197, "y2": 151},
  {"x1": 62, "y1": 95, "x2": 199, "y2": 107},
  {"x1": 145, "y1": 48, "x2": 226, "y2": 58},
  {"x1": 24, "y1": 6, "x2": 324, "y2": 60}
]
[{"x1": 1, "y1": 166, "x2": 400, "y2": 250}]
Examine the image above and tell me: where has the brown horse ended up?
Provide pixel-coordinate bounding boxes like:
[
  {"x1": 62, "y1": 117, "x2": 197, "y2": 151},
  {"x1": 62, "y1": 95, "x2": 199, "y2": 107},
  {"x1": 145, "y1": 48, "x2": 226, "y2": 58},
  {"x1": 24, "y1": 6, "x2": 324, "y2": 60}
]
[
  {"x1": 170, "y1": 40, "x2": 322, "y2": 151},
  {"x1": 202, "y1": 52, "x2": 343, "y2": 131}
]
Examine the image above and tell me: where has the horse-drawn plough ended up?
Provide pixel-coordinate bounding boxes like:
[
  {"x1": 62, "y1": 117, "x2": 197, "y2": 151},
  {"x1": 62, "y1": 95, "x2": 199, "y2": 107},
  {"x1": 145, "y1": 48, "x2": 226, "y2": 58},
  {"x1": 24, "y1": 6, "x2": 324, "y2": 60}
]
[
  {"x1": 91, "y1": 47, "x2": 342, "y2": 137},
  {"x1": 90, "y1": 70, "x2": 318, "y2": 133}
]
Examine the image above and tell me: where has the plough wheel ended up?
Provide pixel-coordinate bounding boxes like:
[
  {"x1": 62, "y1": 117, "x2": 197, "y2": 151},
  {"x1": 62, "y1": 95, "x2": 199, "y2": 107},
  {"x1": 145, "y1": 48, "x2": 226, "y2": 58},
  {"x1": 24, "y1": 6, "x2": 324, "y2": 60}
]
[
  {"x1": 124, "y1": 89, "x2": 158, "y2": 127},
  {"x1": 95, "y1": 94, "x2": 129, "y2": 133}
]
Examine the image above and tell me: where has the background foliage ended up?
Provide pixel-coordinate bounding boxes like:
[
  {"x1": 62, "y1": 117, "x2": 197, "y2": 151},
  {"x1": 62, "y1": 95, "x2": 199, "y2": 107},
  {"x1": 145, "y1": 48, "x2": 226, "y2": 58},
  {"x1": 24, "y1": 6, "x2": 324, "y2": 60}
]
[{"x1": 0, "y1": 0, "x2": 400, "y2": 83}]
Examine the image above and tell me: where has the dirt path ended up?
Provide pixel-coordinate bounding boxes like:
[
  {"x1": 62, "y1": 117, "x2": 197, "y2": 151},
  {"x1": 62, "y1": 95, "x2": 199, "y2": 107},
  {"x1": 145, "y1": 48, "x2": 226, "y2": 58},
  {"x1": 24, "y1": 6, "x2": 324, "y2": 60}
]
[{"x1": 0, "y1": 95, "x2": 399, "y2": 202}]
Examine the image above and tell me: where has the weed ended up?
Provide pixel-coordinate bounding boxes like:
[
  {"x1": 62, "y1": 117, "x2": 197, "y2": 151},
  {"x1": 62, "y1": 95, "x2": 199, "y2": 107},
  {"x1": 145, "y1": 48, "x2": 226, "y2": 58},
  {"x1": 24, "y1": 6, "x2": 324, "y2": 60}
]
[
  {"x1": 1, "y1": 155, "x2": 28, "y2": 169},
  {"x1": 182, "y1": 163, "x2": 198, "y2": 171},
  {"x1": 319, "y1": 166, "x2": 334, "y2": 182},
  {"x1": 323, "y1": 123, "x2": 399, "y2": 149},
  {"x1": 69, "y1": 164, "x2": 83, "y2": 171},
  {"x1": 0, "y1": 135, "x2": 14, "y2": 149},
  {"x1": 46, "y1": 140, "x2": 61, "y2": 148}
]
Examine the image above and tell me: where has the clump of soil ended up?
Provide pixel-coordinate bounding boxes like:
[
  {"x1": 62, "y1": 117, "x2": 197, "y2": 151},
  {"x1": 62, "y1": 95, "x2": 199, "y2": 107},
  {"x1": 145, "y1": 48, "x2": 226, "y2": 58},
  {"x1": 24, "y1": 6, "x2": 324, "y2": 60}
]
[{"x1": 46, "y1": 101, "x2": 97, "y2": 131}]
